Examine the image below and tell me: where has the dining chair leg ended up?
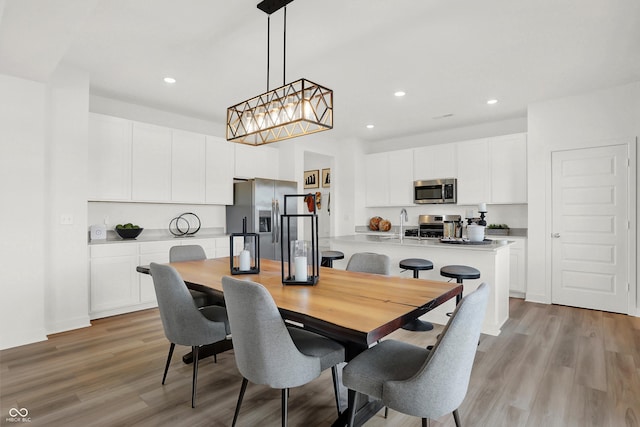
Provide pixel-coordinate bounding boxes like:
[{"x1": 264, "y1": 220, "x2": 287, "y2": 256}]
[
  {"x1": 384, "y1": 407, "x2": 388, "y2": 418},
  {"x1": 281, "y1": 388, "x2": 288, "y2": 427},
  {"x1": 346, "y1": 389, "x2": 357, "y2": 427},
  {"x1": 331, "y1": 366, "x2": 341, "y2": 415},
  {"x1": 453, "y1": 409, "x2": 462, "y2": 427},
  {"x1": 162, "y1": 343, "x2": 175, "y2": 384},
  {"x1": 422, "y1": 418, "x2": 429, "y2": 427},
  {"x1": 191, "y1": 345, "x2": 200, "y2": 408},
  {"x1": 232, "y1": 378, "x2": 248, "y2": 427}
]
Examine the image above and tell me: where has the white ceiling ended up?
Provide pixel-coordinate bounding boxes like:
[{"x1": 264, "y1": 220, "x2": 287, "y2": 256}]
[{"x1": 1, "y1": 0, "x2": 639, "y2": 142}]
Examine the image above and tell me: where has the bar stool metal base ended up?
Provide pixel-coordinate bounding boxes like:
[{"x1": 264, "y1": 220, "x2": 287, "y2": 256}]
[{"x1": 399, "y1": 258, "x2": 435, "y2": 332}]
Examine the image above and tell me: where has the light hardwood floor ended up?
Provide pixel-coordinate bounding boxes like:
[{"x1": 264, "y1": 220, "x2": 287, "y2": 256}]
[{"x1": 1, "y1": 298, "x2": 639, "y2": 426}]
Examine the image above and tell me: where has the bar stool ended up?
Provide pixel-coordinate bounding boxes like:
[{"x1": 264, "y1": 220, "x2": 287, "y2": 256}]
[
  {"x1": 399, "y1": 258, "x2": 434, "y2": 332},
  {"x1": 321, "y1": 250, "x2": 344, "y2": 268},
  {"x1": 425, "y1": 264, "x2": 482, "y2": 351},
  {"x1": 440, "y1": 265, "x2": 481, "y2": 305}
]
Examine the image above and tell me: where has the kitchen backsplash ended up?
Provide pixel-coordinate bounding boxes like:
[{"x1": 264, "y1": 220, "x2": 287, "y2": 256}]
[
  {"x1": 88, "y1": 202, "x2": 226, "y2": 232},
  {"x1": 364, "y1": 204, "x2": 528, "y2": 229}
]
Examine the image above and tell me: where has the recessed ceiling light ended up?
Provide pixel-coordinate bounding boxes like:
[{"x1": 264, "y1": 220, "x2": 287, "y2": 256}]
[
  {"x1": 394, "y1": 91, "x2": 406, "y2": 97},
  {"x1": 366, "y1": 124, "x2": 375, "y2": 129},
  {"x1": 487, "y1": 99, "x2": 498, "y2": 105},
  {"x1": 164, "y1": 77, "x2": 176, "y2": 84}
]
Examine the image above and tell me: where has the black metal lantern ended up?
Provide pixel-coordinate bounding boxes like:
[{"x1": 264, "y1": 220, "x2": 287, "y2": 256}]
[
  {"x1": 280, "y1": 194, "x2": 319, "y2": 285},
  {"x1": 230, "y1": 217, "x2": 260, "y2": 275}
]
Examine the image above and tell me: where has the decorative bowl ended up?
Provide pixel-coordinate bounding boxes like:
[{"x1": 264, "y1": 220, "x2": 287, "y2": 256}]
[{"x1": 115, "y1": 227, "x2": 144, "y2": 239}]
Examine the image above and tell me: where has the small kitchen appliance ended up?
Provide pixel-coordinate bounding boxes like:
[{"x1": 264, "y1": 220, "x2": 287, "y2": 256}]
[{"x1": 404, "y1": 215, "x2": 462, "y2": 239}]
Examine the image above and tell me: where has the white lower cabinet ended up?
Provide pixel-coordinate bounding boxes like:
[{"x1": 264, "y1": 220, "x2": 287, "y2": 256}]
[
  {"x1": 508, "y1": 237, "x2": 527, "y2": 297},
  {"x1": 89, "y1": 237, "x2": 233, "y2": 319},
  {"x1": 90, "y1": 244, "x2": 141, "y2": 319},
  {"x1": 138, "y1": 241, "x2": 175, "y2": 305}
]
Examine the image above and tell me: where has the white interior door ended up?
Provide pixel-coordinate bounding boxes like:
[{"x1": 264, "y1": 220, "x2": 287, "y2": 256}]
[{"x1": 551, "y1": 144, "x2": 629, "y2": 313}]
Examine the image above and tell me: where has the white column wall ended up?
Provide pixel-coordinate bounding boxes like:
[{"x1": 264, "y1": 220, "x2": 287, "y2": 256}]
[
  {"x1": 527, "y1": 81, "x2": 639, "y2": 314},
  {"x1": 45, "y1": 64, "x2": 91, "y2": 334},
  {"x1": 0, "y1": 74, "x2": 48, "y2": 349}
]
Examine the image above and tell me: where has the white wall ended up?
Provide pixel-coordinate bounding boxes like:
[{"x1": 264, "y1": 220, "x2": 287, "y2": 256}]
[
  {"x1": 0, "y1": 74, "x2": 48, "y2": 349},
  {"x1": 303, "y1": 152, "x2": 333, "y2": 239},
  {"x1": 45, "y1": 64, "x2": 92, "y2": 334},
  {"x1": 366, "y1": 117, "x2": 527, "y2": 153},
  {"x1": 527, "y1": 82, "x2": 639, "y2": 314}
]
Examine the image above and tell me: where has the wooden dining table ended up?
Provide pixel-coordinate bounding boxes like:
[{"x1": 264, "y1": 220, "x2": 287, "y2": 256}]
[{"x1": 137, "y1": 257, "x2": 462, "y2": 426}]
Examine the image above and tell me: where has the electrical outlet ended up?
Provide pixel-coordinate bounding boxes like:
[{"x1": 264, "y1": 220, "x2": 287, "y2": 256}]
[{"x1": 60, "y1": 214, "x2": 74, "y2": 225}]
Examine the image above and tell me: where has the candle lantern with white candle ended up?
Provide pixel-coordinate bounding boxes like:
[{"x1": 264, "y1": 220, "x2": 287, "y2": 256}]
[
  {"x1": 229, "y1": 216, "x2": 260, "y2": 275},
  {"x1": 280, "y1": 194, "x2": 319, "y2": 285}
]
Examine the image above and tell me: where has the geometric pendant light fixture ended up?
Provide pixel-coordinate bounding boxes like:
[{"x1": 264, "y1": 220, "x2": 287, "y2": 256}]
[{"x1": 226, "y1": 0, "x2": 333, "y2": 145}]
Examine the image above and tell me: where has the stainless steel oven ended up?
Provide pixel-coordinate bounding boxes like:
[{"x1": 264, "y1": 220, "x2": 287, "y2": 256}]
[{"x1": 413, "y1": 178, "x2": 457, "y2": 204}]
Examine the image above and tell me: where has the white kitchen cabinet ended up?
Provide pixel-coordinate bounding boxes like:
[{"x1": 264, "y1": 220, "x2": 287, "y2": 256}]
[
  {"x1": 456, "y1": 138, "x2": 491, "y2": 205},
  {"x1": 490, "y1": 133, "x2": 527, "y2": 204},
  {"x1": 138, "y1": 241, "x2": 176, "y2": 304},
  {"x1": 388, "y1": 150, "x2": 414, "y2": 206},
  {"x1": 365, "y1": 150, "x2": 415, "y2": 207},
  {"x1": 131, "y1": 123, "x2": 172, "y2": 202},
  {"x1": 456, "y1": 133, "x2": 527, "y2": 205},
  {"x1": 88, "y1": 113, "x2": 132, "y2": 201},
  {"x1": 172, "y1": 130, "x2": 206, "y2": 203},
  {"x1": 364, "y1": 152, "x2": 390, "y2": 207},
  {"x1": 508, "y1": 237, "x2": 527, "y2": 297},
  {"x1": 89, "y1": 243, "x2": 140, "y2": 318},
  {"x1": 234, "y1": 144, "x2": 279, "y2": 180},
  {"x1": 413, "y1": 144, "x2": 457, "y2": 181},
  {"x1": 206, "y1": 136, "x2": 234, "y2": 205}
]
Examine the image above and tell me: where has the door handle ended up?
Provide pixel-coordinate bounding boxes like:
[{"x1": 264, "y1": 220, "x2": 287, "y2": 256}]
[
  {"x1": 551, "y1": 233, "x2": 561, "y2": 238},
  {"x1": 275, "y1": 199, "x2": 280, "y2": 243},
  {"x1": 271, "y1": 199, "x2": 276, "y2": 243}
]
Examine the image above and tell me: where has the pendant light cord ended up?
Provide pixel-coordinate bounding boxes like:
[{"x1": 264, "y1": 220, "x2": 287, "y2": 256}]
[
  {"x1": 267, "y1": 15, "x2": 270, "y2": 91},
  {"x1": 266, "y1": 6, "x2": 288, "y2": 91}
]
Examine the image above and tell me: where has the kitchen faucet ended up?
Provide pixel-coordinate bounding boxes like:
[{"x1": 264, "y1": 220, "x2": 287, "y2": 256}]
[{"x1": 400, "y1": 208, "x2": 408, "y2": 242}]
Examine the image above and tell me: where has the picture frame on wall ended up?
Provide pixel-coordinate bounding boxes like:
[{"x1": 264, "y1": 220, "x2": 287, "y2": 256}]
[
  {"x1": 322, "y1": 168, "x2": 331, "y2": 188},
  {"x1": 304, "y1": 170, "x2": 319, "y2": 189}
]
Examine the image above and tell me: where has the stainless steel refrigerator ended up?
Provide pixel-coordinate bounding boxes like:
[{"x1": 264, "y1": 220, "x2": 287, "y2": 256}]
[{"x1": 226, "y1": 178, "x2": 298, "y2": 261}]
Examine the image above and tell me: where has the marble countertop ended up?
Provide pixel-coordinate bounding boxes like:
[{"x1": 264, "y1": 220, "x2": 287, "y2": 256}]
[
  {"x1": 331, "y1": 234, "x2": 514, "y2": 251},
  {"x1": 88, "y1": 228, "x2": 228, "y2": 245}
]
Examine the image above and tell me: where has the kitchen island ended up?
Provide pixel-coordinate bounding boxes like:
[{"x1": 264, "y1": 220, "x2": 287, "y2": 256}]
[{"x1": 327, "y1": 234, "x2": 512, "y2": 336}]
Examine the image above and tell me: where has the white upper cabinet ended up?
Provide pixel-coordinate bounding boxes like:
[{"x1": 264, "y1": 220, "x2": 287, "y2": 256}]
[
  {"x1": 364, "y1": 149, "x2": 414, "y2": 207},
  {"x1": 88, "y1": 114, "x2": 132, "y2": 201},
  {"x1": 413, "y1": 143, "x2": 457, "y2": 181},
  {"x1": 364, "y1": 152, "x2": 390, "y2": 207},
  {"x1": 490, "y1": 133, "x2": 527, "y2": 203},
  {"x1": 171, "y1": 130, "x2": 206, "y2": 203},
  {"x1": 206, "y1": 136, "x2": 234, "y2": 205},
  {"x1": 234, "y1": 144, "x2": 279, "y2": 180},
  {"x1": 456, "y1": 133, "x2": 527, "y2": 205},
  {"x1": 456, "y1": 138, "x2": 491, "y2": 205},
  {"x1": 388, "y1": 150, "x2": 414, "y2": 206},
  {"x1": 88, "y1": 114, "x2": 235, "y2": 205},
  {"x1": 131, "y1": 123, "x2": 172, "y2": 202}
]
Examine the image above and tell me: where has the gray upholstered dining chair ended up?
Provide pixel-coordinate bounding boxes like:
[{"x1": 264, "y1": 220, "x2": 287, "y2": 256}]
[
  {"x1": 221, "y1": 276, "x2": 346, "y2": 427},
  {"x1": 346, "y1": 252, "x2": 391, "y2": 275},
  {"x1": 150, "y1": 262, "x2": 230, "y2": 408},
  {"x1": 342, "y1": 282, "x2": 489, "y2": 427},
  {"x1": 169, "y1": 245, "x2": 214, "y2": 308}
]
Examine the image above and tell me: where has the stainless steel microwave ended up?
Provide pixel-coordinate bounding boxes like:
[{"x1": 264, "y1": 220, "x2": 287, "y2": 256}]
[{"x1": 414, "y1": 178, "x2": 457, "y2": 204}]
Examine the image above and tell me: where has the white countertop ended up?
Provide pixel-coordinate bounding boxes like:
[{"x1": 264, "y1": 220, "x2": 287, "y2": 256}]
[
  {"x1": 331, "y1": 234, "x2": 514, "y2": 251},
  {"x1": 88, "y1": 228, "x2": 228, "y2": 245}
]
